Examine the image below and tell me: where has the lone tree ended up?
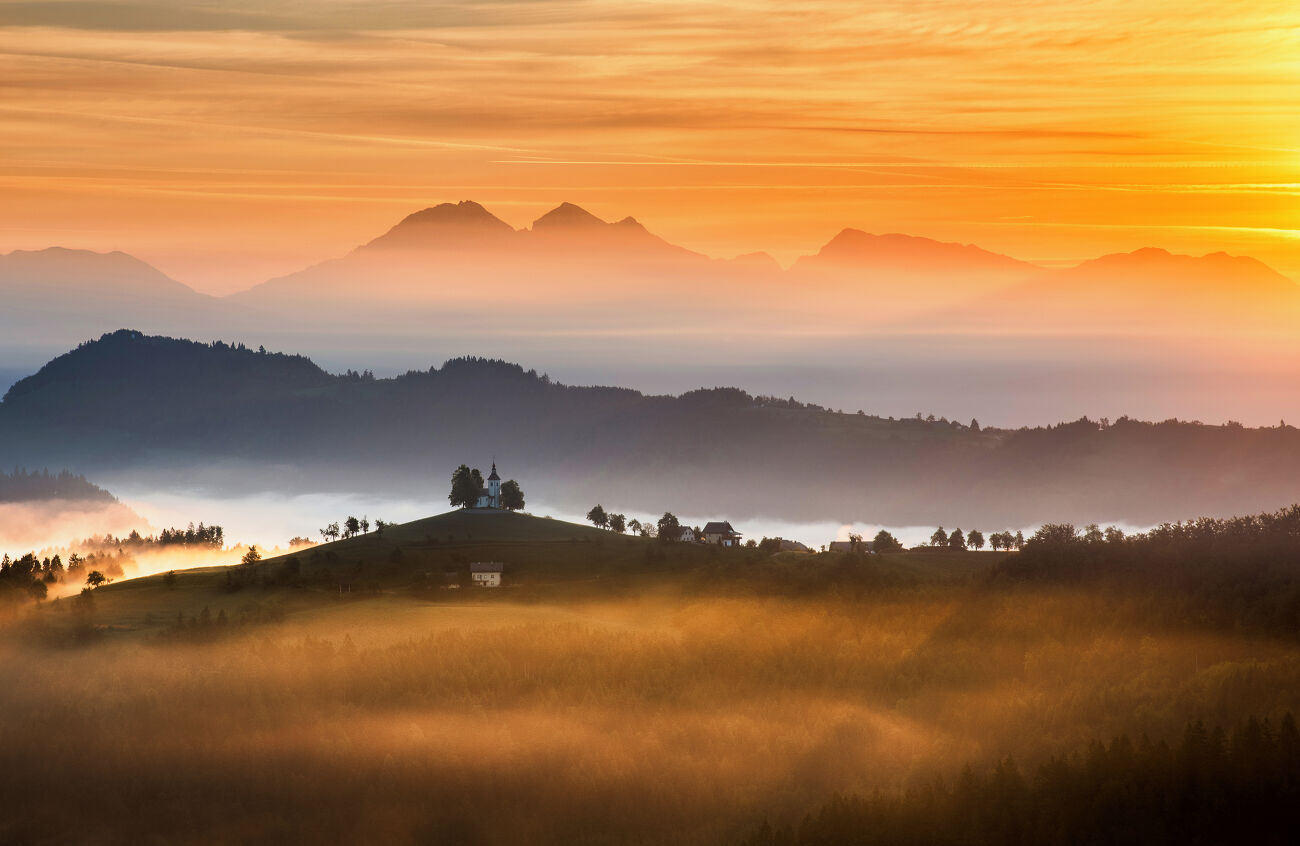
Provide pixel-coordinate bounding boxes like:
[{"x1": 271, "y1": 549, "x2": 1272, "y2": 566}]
[
  {"x1": 873, "y1": 529, "x2": 904, "y2": 553},
  {"x1": 449, "y1": 464, "x2": 480, "y2": 509},
  {"x1": 847, "y1": 532, "x2": 864, "y2": 554},
  {"x1": 657, "y1": 512, "x2": 681, "y2": 542},
  {"x1": 241, "y1": 546, "x2": 262, "y2": 565},
  {"x1": 500, "y1": 479, "x2": 525, "y2": 511},
  {"x1": 608, "y1": 513, "x2": 626, "y2": 534},
  {"x1": 84, "y1": 570, "x2": 107, "y2": 589},
  {"x1": 930, "y1": 527, "x2": 949, "y2": 547},
  {"x1": 344, "y1": 516, "x2": 361, "y2": 538},
  {"x1": 627, "y1": 518, "x2": 642, "y2": 536},
  {"x1": 948, "y1": 528, "x2": 966, "y2": 550},
  {"x1": 587, "y1": 504, "x2": 608, "y2": 529},
  {"x1": 967, "y1": 529, "x2": 985, "y2": 550}
]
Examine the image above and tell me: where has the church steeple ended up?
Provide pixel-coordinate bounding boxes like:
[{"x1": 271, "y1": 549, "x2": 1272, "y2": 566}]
[{"x1": 486, "y1": 459, "x2": 501, "y2": 507}]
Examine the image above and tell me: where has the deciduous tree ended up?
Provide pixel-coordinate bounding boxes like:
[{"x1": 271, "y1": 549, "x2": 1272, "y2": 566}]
[{"x1": 500, "y1": 480, "x2": 525, "y2": 511}]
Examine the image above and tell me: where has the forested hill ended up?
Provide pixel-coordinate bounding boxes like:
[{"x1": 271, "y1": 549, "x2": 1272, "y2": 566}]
[
  {"x1": 0, "y1": 468, "x2": 114, "y2": 503},
  {"x1": 2, "y1": 330, "x2": 1300, "y2": 526}
]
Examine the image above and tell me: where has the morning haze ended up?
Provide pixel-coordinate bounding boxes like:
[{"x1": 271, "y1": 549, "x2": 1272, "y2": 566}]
[{"x1": 2, "y1": 1, "x2": 1299, "y2": 844}]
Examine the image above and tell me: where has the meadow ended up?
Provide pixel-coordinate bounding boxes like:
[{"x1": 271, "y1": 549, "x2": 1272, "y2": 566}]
[{"x1": 3, "y1": 546, "x2": 1298, "y2": 844}]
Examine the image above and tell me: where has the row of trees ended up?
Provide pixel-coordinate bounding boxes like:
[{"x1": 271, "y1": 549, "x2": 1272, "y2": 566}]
[
  {"x1": 318, "y1": 515, "x2": 388, "y2": 543},
  {"x1": 927, "y1": 527, "x2": 1026, "y2": 551},
  {"x1": 81, "y1": 523, "x2": 225, "y2": 551},
  {"x1": 448, "y1": 465, "x2": 525, "y2": 510},
  {"x1": 587, "y1": 505, "x2": 685, "y2": 542}
]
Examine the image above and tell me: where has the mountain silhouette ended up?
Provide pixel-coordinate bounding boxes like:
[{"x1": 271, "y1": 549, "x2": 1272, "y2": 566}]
[
  {"x1": 937, "y1": 247, "x2": 1300, "y2": 334},
  {"x1": 5, "y1": 330, "x2": 1300, "y2": 527},
  {"x1": 789, "y1": 229, "x2": 1042, "y2": 313},
  {"x1": 361, "y1": 200, "x2": 518, "y2": 251},
  {"x1": 1, "y1": 247, "x2": 206, "y2": 303}
]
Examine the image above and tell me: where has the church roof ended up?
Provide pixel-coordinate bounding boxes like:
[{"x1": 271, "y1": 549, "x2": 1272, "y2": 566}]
[{"x1": 487, "y1": 462, "x2": 500, "y2": 481}]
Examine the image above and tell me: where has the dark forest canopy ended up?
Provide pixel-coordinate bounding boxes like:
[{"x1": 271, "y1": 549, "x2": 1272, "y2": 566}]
[
  {"x1": 3, "y1": 330, "x2": 1300, "y2": 526},
  {"x1": 0, "y1": 467, "x2": 114, "y2": 503},
  {"x1": 742, "y1": 715, "x2": 1300, "y2": 846}
]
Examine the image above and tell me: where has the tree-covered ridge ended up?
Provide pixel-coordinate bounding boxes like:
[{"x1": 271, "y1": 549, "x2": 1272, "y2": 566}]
[
  {"x1": 2, "y1": 329, "x2": 331, "y2": 405},
  {"x1": 4, "y1": 330, "x2": 1300, "y2": 526},
  {"x1": 0, "y1": 467, "x2": 113, "y2": 503},
  {"x1": 991, "y1": 505, "x2": 1300, "y2": 637},
  {"x1": 741, "y1": 715, "x2": 1300, "y2": 846}
]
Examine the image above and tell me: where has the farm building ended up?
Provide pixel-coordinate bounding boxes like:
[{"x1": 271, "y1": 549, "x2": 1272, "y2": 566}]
[
  {"x1": 470, "y1": 561, "x2": 503, "y2": 587},
  {"x1": 701, "y1": 521, "x2": 742, "y2": 547}
]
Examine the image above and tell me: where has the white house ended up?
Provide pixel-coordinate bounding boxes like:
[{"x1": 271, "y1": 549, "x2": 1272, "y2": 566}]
[
  {"x1": 470, "y1": 561, "x2": 503, "y2": 587},
  {"x1": 678, "y1": 526, "x2": 698, "y2": 543},
  {"x1": 702, "y1": 521, "x2": 742, "y2": 547},
  {"x1": 475, "y1": 462, "x2": 502, "y2": 509}
]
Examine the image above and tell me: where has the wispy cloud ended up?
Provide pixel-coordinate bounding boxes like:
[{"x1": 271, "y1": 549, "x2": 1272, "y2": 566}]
[{"x1": 0, "y1": 0, "x2": 1297, "y2": 284}]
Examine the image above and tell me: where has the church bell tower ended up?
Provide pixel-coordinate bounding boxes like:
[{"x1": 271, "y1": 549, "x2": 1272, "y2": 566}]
[{"x1": 487, "y1": 461, "x2": 501, "y2": 507}]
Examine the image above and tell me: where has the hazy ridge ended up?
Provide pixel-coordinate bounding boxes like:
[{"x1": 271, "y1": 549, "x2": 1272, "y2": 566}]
[{"x1": 3, "y1": 330, "x2": 1300, "y2": 528}]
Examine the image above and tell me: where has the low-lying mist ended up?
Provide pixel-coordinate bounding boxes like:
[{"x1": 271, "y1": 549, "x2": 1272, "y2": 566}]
[
  {"x1": 3, "y1": 586, "x2": 1296, "y2": 844},
  {"x1": 0, "y1": 499, "x2": 143, "y2": 551}
]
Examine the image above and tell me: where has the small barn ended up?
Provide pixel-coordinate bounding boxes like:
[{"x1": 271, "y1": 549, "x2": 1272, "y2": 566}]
[
  {"x1": 470, "y1": 561, "x2": 504, "y2": 587},
  {"x1": 701, "y1": 521, "x2": 742, "y2": 547}
]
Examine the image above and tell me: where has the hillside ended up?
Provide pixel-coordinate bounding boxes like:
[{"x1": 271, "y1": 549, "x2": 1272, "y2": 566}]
[
  {"x1": 4, "y1": 331, "x2": 1300, "y2": 527},
  {"x1": 54, "y1": 508, "x2": 1003, "y2": 641}
]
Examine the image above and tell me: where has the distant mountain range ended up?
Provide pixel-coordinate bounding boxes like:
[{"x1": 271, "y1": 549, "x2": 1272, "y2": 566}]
[
  {"x1": 4, "y1": 202, "x2": 1296, "y2": 350},
  {"x1": 4, "y1": 330, "x2": 1300, "y2": 527}
]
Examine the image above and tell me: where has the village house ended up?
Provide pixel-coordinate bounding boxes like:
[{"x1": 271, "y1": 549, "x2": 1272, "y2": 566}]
[
  {"x1": 470, "y1": 561, "x2": 503, "y2": 587},
  {"x1": 678, "y1": 526, "x2": 698, "y2": 543},
  {"x1": 701, "y1": 521, "x2": 742, "y2": 547}
]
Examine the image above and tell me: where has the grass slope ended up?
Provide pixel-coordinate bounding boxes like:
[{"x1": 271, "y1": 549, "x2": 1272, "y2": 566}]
[{"x1": 41, "y1": 509, "x2": 1008, "y2": 641}]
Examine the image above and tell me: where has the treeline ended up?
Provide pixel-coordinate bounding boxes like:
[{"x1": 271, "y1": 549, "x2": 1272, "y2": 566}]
[
  {"x1": 0, "y1": 467, "x2": 113, "y2": 503},
  {"x1": 992, "y1": 505, "x2": 1300, "y2": 636},
  {"x1": 741, "y1": 715, "x2": 1300, "y2": 846},
  {"x1": 83, "y1": 522, "x2": 224, "y2": 550}
]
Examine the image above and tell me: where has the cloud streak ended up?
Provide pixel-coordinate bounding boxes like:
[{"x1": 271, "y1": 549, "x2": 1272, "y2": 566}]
[{"x1": 0, "y1": 0, "x2": 1297, "y2": 287}]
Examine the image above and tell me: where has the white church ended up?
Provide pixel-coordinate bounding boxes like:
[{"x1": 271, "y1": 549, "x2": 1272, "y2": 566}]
[{"x1": 475, "y1": 462, "x2": 502, "y2": 509}]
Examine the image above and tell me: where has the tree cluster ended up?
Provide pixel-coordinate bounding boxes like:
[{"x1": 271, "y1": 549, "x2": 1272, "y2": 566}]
[
  {"x1": 318, "y1": 515, "x2": 389, "y2": 542},
  {"x1": 994, "y1": 504, "x2": 1300, "y2": 636},
  {"x1": 0, "y1": 550, "x2": 123, "y2": 605}
]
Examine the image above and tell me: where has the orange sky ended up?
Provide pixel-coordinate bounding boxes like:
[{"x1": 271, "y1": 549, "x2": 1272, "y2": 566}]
[{"x1": 1, "y1": 0, "x2": 1298, "y2": 294}]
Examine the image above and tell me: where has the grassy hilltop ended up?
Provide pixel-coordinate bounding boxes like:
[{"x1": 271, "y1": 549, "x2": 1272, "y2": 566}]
[{"x1": 42, "y1": 509, "x2": 1000, "y2": 641}]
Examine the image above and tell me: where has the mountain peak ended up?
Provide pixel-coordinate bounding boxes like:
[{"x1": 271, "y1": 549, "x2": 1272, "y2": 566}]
[
  {"x1": 363, "y1": 201, "x2": 516, "y2": 250},
  {"x1": 532, "y1": 202, "x2": 607, "y2": 230}
]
